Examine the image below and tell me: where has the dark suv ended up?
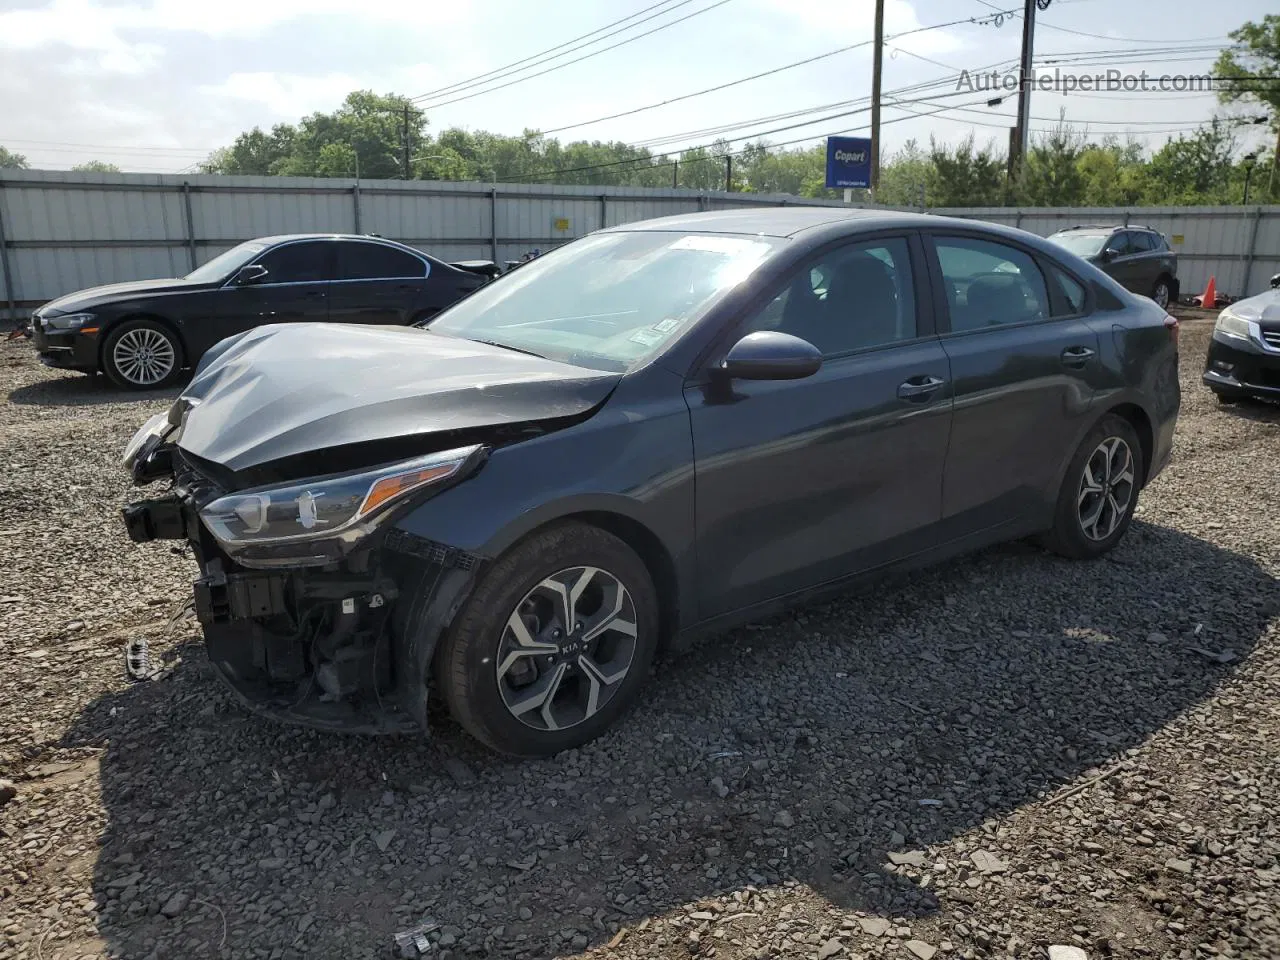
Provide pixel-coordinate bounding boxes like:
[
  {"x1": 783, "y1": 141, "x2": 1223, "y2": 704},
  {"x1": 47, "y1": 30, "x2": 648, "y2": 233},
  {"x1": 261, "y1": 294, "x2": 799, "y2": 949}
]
[{"x1": 1047, "y1": 225, "x2": 1178, "y2": 309}]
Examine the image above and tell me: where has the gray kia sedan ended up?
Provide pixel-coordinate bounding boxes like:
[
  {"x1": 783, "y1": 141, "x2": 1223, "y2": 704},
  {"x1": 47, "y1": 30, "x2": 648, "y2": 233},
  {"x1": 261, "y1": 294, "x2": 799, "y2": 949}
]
[{"x1": 120, "y1": 209, "x2": 1180, "y2": 757}]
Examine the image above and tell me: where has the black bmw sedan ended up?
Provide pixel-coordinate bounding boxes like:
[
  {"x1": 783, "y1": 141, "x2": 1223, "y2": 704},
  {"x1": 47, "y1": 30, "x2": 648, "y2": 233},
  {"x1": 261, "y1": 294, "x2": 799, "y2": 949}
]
[
  {"x1": 29, "y1": 234, "x2": 492, "y2": 389},
  {"x1": 120, "y1": 208, "x2": 1180, "y2": 757}
]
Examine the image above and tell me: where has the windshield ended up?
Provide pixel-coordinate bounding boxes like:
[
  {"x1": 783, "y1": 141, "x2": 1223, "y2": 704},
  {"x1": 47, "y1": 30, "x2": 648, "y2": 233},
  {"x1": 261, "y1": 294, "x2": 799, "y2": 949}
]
[
  {"x1": 426, "y1": 231, "x2": 782, "y2": 371},
  {"x1": 1048, "y1": 232, "x2": 1108, "y2": 258},
  {"x1": 184, "y1": 240, "x2": 272, "y2": 283}
]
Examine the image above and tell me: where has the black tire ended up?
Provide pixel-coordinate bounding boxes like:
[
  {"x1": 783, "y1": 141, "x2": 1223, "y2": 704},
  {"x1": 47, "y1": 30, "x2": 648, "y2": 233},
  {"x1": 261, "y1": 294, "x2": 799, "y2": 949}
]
[
  {"x1": 102, "y1": 318, "x2": 184, "y2": 390},
  {"x1": 1151, "y1": 277, "x2": 1172, "y2": 310},
  {"x1": 1042, "y1": 414, "x2": 1144, "y2": 560},
  {"x1": 435, "y1": 521, "x2": 659, "y2": 757},
  {"x1": 1215, "y1": 391, "x2": 1240, "y2": 405}
]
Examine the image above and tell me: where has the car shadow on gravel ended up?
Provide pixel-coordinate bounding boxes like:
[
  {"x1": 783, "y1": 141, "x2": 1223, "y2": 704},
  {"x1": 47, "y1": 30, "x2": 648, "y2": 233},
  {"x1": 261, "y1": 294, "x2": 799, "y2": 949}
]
[
  {"x1": 7, "y1": 373, "x2": 180, "y2": 407},
  {"x1": 60, "y1": 521, "x2": 1278, "y2": 960}
]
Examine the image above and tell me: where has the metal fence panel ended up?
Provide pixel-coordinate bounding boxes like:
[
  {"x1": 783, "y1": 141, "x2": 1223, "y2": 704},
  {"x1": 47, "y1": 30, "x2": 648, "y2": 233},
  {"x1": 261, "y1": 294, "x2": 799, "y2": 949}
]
[{"x1": 3, "y1": 169, "x2": 1278, "y2": 318}]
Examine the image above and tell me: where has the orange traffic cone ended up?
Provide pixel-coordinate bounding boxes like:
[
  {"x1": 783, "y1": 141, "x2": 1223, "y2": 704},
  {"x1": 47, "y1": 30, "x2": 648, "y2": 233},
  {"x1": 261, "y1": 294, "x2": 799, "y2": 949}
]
[{"x1": 1197, "y1": 276, "x2": 1217, "y2": 308}]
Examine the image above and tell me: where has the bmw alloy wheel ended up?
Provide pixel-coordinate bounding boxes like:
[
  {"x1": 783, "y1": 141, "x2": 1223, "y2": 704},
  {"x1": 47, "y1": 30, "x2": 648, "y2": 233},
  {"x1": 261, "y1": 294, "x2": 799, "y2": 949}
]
[
  {"x1": 495, "y1": 565, "x2": 638, "y2": 732},
  {"x1": 112, "y1": 327, "x2": 176, "y2": 387},
  {"x1": 1077, "y1": 436, "x2": 1135, "y2": 542}
]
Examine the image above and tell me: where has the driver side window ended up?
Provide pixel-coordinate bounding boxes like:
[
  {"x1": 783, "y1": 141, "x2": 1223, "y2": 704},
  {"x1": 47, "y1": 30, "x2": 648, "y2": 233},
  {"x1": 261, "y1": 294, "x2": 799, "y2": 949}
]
[{"x1": 744, "y1": 237, "x2": 917, "y2": 357}]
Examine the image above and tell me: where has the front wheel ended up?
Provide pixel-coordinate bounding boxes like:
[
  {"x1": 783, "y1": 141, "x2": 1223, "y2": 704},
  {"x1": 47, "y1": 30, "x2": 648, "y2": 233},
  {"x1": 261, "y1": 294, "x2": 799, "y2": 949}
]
[
  {"x1": 1151, "y1": 278, "x2": 1172, "y2": 310},
  {"x1": 1043, "y1": 415, "x2": 1144, "y2": 560},
  {"x1": 102, "y1": 319, "x2": 184, "y2": 390},
  {"x1": 434, "y1": 522, "x2": 659, "y2": 757}
]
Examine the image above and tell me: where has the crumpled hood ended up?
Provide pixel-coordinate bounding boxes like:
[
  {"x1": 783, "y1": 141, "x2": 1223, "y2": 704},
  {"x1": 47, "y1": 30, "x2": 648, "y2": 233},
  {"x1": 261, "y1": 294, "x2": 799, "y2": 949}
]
[
  {"x1": 176, "y1": 323, "x2": 620, "y2": 474},
  {"x1": 1229, "y1": 287, "x2": 1280, "y2": 328},
  {"x1": 40, "y1": 278, "x2": 209, "y2": 314}
]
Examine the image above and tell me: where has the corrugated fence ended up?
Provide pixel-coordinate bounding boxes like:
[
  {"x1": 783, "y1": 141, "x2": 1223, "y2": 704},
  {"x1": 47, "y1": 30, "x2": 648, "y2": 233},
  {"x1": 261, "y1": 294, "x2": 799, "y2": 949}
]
[{"x1": 2, "y1": 169, "x2": 1278, "y2": 318}]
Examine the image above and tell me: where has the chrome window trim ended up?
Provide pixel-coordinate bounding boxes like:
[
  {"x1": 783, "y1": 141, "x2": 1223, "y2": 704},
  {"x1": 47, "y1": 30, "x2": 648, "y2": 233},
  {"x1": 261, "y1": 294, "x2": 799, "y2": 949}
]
[{"x1": 216, "y1": 236, "x2": 432, "y2": 289}]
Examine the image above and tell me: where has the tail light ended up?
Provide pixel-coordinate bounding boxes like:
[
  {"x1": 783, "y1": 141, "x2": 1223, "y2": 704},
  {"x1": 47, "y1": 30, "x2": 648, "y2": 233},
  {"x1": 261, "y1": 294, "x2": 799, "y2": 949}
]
[{"x1": 1163, "y1": 313, "x2": 1179, "y2": 349}]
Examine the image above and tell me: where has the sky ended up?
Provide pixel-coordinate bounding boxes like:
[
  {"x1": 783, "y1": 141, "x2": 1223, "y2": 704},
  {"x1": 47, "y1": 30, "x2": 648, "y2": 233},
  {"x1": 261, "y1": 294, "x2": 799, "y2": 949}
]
[{"x1": 0, "y1": 0, "x2": 1274, "y2": 175}]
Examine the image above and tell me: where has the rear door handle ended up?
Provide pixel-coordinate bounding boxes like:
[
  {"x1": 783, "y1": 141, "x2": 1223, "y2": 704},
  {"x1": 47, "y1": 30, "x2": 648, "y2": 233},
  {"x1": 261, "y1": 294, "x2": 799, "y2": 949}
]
[
  {"x1": 1061, "y1": 346, "x2": 1095, "y2": 367},
  {"x1": 897, "y1": 375, "x2": 946, "y2": 401}
]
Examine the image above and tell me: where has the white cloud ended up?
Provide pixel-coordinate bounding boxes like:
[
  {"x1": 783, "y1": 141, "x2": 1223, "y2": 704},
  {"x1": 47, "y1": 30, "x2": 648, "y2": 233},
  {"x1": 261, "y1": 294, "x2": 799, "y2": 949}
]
[
  {"x1": 0, "y1": 0, "x2": 472, "y2": 70},
  {"x1": 753, "y1": 0, "x2": 967, "y2": 56},
  {"x1": 0, "y1": 0, "x2": 163, "y2": 73},
  {"x1": 199, "y1": 71, "x2": 368, "y2": 118}
]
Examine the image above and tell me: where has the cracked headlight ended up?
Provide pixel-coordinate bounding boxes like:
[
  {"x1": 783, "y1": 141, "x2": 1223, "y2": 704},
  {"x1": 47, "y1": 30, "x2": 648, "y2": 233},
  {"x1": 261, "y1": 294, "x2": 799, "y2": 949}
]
[
  {"x1": 199, "y1": 445, "x2": 486, "y2": 567},
  {"x1": 42, "y1": 312, "x2": 96, "y2": 331},
  {"x1": 1214, "y1": 310, "x2": 1257, "y2": 343},
  {"x1": 122, "y1": 412, "x2": 173, "y2": 470}
]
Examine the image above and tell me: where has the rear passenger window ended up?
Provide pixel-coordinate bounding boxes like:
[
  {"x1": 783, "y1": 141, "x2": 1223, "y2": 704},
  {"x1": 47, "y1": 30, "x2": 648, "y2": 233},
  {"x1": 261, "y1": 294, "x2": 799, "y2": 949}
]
[
  {"x1": 1129, "y1": 231, "x2": 1154, "y2": 253},
  {"x1": 745, "y1": 237, "x2": 916, "y2": 356},
  {"x1": 934, "y1": 237, "x2": 1050, "y2": 332},
  {"x1": 337, "y1": 242, "x2": 427, "y2": 280},
  {"x1": 1050, "y1": 266, "x2": 1087, "y2": 315}
]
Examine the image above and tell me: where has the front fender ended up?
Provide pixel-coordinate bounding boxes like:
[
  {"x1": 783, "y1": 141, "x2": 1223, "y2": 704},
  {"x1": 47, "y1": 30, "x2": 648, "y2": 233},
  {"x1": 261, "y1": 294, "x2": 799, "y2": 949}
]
[{"x1": 390, "y1": 369, "x2": 698, "y2": 622}]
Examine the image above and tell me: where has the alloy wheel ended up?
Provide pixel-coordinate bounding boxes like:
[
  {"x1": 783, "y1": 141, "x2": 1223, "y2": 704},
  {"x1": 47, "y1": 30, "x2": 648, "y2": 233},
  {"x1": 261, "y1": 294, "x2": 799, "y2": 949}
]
[
  {"x1": 1153, "y1": 282, "x2": 1170, "y2": 309},
  {"x1": 1077, "y1": 436, "x2": 1135, "y2": 542},
  {"x1": 495, "y1": 566, "x2": 638, "y2": 732},
  {"x1": 112, "y1": 328, "x2": 176, "y2": 386}
]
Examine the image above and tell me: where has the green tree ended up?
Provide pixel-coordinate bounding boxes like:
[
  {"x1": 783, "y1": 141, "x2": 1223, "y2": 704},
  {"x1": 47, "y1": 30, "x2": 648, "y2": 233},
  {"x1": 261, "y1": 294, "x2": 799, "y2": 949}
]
[
  {"x1": 1215, "y1": 15, "x2": 1280, "y2": 199},
  {"x1": 1214, "y1": 16, "x2": 1280, "y2": 126},
  {"x1": 929, "y1": 134, "x2": 1005, "y2": 207},
  {"x1": 1141, "y1": 119, "x2": 1238, "y2": 204},
  {"x1": 875, "y1": 139, "x2": 932, "y2": 207},
  {"x1": 71, "y1": 160, "x2": 121, "y2": 173},
  {"x1": 1075, "y1": 137, "x2": 1148, "y2": 206},
  {"x1": 1015, "y1": 119, "x2": 1086, "y2": 206},
  {"x1": 0, "y1": 146, "x2": 29, "y2": 169}
]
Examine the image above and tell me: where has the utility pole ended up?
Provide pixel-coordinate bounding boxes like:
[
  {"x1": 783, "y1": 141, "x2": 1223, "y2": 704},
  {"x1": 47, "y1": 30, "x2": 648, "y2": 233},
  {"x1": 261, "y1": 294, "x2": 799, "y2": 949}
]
[
  {"x1": 869, "y1": 0, "x2": 885, "y2": 199},
  {"x1": 725, "y1": 155, "x2": 733, "y2": 192},
  {"x1": 402, "y1": 103, "x2": 412, "y2": 180},
  {"x1": 672, "y1": 159, "x2": 679, "y2": 188},
  {"x1": 1008, "y1": 0, "x2": 1042, "y2": 180}
]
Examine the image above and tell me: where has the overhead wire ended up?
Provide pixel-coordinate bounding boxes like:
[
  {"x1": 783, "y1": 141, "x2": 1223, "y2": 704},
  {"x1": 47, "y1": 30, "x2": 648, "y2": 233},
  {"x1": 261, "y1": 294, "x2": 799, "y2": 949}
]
[
  {"x1": 408, "y1": 0, "x2": 696, "y2": 102},
  {"x1": 409, "y1": 0, "x2": 738, "y2": 109}
]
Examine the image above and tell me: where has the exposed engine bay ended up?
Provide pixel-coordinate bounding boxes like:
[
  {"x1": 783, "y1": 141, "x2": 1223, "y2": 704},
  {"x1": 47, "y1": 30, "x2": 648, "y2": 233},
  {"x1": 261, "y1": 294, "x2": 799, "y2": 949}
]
[{"x1": 123, "y1": 450, "x2": 483, "y2": 734}]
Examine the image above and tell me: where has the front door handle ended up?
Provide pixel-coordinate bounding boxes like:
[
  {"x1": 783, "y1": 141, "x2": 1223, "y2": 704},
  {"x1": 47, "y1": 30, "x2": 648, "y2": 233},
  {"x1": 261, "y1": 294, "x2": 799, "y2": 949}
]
[
  {"x1": 897, "y1": 375, "x2": 946, "y2": 401},
  {"x1": 1061, "y1": 346, "x2": 1096, "y2": 367}
]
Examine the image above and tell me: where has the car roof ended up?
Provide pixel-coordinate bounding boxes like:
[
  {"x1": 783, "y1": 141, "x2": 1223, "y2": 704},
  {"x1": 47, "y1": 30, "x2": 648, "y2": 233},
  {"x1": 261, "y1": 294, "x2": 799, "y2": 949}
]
[
  {"x1": 252, "y1": 233, "x2": 407, "y2": 245},
  {"x1": 598, "y1": 207, "x2": 1022, "y2": 239},
  {"x1": 598, "y1": 207, "x2": 1084, "y2": 258}
]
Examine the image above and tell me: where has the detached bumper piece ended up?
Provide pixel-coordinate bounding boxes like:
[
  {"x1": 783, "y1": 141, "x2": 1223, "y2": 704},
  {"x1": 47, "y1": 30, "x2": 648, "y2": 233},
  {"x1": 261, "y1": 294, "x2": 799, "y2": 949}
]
[{"x1": 121, "y1": 496, "x2": 186, "y2": 542}]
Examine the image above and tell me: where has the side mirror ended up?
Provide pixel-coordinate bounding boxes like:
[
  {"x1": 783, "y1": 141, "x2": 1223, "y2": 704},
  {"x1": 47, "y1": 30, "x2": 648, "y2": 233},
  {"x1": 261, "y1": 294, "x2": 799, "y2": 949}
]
[
  {"x1": 1099, "y1": 247, "x2": 1116, "y2": 262},
  {"x1": 234, "y1": 264, "x2": 269, "y2": 286},
  {"x1": 1270, "y1": 273, "x2": 1280, "y2": 289},
  {"x1": 721, "y1": 331, "x2": 822, "y2": 381}
]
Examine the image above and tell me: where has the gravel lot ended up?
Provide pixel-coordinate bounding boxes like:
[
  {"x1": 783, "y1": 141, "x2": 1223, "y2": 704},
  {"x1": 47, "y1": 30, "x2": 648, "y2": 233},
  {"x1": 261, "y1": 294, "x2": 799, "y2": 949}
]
[{"x1": 1, "y1": 314, "x2": 1278, "y2": 960}]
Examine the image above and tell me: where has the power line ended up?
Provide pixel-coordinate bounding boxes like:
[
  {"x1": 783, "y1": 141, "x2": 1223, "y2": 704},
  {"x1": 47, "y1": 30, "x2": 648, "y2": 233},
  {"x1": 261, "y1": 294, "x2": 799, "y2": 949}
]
[
  {"x1": 971, "y1": 0, "x2": 1228, "y2": 45},
  {"x1": 509, "y1": 93, "x2": 1018, "y2": 182},
  {"x1": 531, "y1": 5, "x2": 1022, "y2": 138},
  {"x1": 408, "y1": 0, "x2": 694, "y2": 102},
  {"x1": 409, "y1": 0, "x2": 737, "y2": 109}
]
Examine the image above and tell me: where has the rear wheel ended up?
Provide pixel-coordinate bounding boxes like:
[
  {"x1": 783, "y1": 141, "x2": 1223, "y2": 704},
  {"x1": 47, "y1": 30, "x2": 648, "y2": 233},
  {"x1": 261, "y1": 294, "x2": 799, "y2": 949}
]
[
  {"x1": 1214, "y1": 391, "x2": 1240, "y2": 405},
  {"x1": 1151, "y1": 277, "x2": 1172, "y2": 309},
  {"x1": 435, "y1": 522, "x2": 659, "y2": 757},
  {"x1": 102, "y1": 319, "x2": 183, "y2": 390},
  {"x1": 1043, "y1": 415, "x2": 1143, "y2": 560}
]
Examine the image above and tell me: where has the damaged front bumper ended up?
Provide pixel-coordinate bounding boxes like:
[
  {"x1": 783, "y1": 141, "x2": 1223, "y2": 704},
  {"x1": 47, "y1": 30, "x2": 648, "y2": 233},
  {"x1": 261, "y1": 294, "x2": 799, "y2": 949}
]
[{"x1": 121, "y1": 474, "x2": 484, "y2": 736}]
